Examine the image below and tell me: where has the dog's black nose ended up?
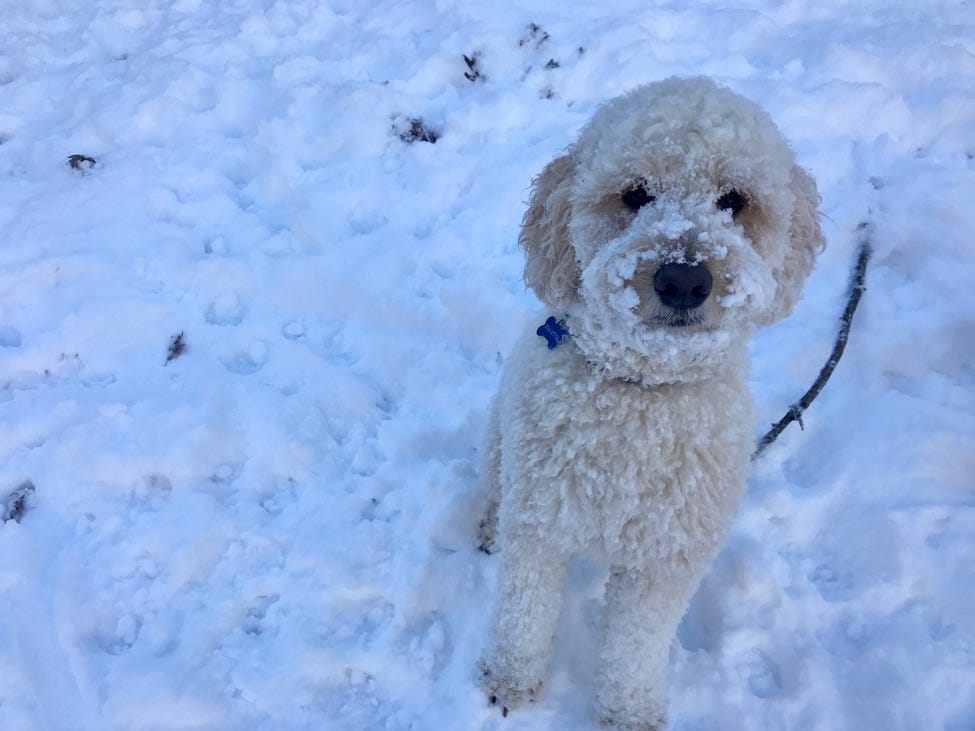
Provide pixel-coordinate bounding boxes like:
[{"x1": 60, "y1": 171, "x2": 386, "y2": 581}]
[{"x1": 653, "y1": 263, "x2": 713, "y2": 310}]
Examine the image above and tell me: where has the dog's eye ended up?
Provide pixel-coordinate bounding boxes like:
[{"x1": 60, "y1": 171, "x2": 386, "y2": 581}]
[
  {"x1": 716, "y1": 189, "x2": 746, "y2": 216},
  {"x1": 621, "y1": 185, "x2": 655, "y2": 212}
]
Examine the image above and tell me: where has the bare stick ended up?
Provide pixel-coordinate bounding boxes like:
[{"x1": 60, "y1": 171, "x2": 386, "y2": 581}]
[{"x1": 753, "y1": 223, "x2": 873, "y2": 459}]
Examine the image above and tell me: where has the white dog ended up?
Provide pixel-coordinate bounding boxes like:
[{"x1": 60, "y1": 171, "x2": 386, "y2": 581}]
[{"x1": 477, "y1": 77, "x2": 823, "y2": 730}]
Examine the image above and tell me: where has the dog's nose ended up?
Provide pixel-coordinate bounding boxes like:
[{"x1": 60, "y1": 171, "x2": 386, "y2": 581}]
[{"x1": 653, "y1": 263, "x2": 713, "y2": 310}]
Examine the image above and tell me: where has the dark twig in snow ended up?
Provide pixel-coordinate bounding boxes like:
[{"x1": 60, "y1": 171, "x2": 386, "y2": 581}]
[
  {"x1": 67, "y1": 154, "x2": 97, "y2": 173},
  {"x1": 463, "y1": 53, "x2": 483, "y2": 82},
  {"x1": 753, "y1": 223, "x2": 873, "y2": 459},
  {"x1": 2, "y1": 481, "x2": 36, "y2": 524},
  {"x1": 165, "y1": 331, "x2": 186, "y2": 365},
  {"x1": 396, "y1": 118, "x2": 439, "y2": 144}
]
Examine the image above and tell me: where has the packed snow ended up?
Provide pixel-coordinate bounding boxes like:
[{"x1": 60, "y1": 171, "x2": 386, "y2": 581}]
[{"x1": 1, "y1": 1, "x2": 973, "y2": 729}]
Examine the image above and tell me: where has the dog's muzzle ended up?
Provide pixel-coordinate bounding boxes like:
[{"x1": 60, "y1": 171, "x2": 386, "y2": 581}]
[{"x1": 653, "y1": 263, "x2": 713, "y2": 311}]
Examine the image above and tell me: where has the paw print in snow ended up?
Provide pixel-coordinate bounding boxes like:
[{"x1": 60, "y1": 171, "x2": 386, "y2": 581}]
[{"x1": 205, "y1": 291, "x2": 247, "y2": 326}]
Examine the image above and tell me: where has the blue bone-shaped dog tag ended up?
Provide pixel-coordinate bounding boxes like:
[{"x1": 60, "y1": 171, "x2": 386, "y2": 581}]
[{"x1": 536, "y1": 316, "x2": 569, "y2": 349}]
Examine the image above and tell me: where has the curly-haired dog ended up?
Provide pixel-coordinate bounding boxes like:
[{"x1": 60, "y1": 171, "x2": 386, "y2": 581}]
[{"x1": 477, "y1": 77, "x2": 824, "y2": 729}]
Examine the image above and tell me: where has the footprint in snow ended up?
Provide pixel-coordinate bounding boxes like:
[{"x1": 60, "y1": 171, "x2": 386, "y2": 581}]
[
  {"x1": 743, "y1": 649, "x2": 782, "y2": 699},
  {"x1": 219, "y1": 341, "x2": 268, "y2": 374},
  {"x1": 93, "y1": 613, "x2": 142, "y2": 656},
  {"x1": 321, "y1": 598, "x2": 394, "y2": 648},
  {"x1": 205, "y1": 292, "x2": 247, "y2": 326},
  {"x1": 243, "y1": 594, "x2": 280, "y2": 636},
  {"x1": 0, "y1": 326, "x2": 22, "y2": 348},
  {"x1": 809, "y1": 563, "x2": 854, "y2": 602},
  {"x1": 401, "y1": 613, "x2": 450, "y2": 678},
  {"x1": 281, "y1": 320, "x2": 304, "y2": 339}
]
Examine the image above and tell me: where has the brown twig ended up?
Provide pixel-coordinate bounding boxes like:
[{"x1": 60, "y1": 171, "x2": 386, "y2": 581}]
[
  {"x1": 753, "y1": 223, "x2": 873, "y2": 459},
  {"x1": 165, "y1": 331, "x2": 186, "y2": 365},
  {"x1": 67, "y1": 154, "x2": 97, "y2": 171}
]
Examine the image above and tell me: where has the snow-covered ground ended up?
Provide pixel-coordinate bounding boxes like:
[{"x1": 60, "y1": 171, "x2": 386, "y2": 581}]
[{"x1": 1, "y1": 1, "x2": 973, "y2": 729}]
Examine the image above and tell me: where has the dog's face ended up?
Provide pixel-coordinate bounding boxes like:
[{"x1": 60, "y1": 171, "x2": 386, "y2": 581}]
[{"x1": 521, "y1": 77, "x2": 823, "y2": 381}]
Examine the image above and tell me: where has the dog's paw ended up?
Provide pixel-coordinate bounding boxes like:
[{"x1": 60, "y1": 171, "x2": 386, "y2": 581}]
[
  {"x1": 479, "y1": 659, "x2": 541, "y2": 715},
  {"x1": 477, "y1": 510, "x2": 498, "y2": 554},
  {"x1": 598, "y1": 719, "x2": 666, "y2": 731},
  {"x1": 597, "y1": 707, "x2": 668, "y2": 731},
  {"x1": 477, "y1": 531, "x2": 496, "y2": 555}
]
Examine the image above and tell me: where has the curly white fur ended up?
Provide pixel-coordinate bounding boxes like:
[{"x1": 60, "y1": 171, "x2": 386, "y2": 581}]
[{"x1": 478, "y1": 77, "x2": 824, "y2": 730}]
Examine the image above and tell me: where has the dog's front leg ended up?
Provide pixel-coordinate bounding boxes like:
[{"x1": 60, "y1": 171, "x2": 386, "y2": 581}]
[
  {"x1": 476, "y1": 398, "x2": 503, "y2": 554},
  {"x1": 595, "y1": 565, "x2": 704, "y2": 731},
  {"x1": 480, "y1": 533, "x2": 569, "y2": 711}
]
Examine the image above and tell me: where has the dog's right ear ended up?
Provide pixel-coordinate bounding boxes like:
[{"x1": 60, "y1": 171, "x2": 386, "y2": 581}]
[{"x1": 519, "y1": 154, "x2": 578, "y2": 308}]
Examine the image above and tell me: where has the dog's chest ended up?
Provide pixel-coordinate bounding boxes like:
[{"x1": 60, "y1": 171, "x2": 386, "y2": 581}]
[
  {"x1": 537, "y1": 373, "x2": 721, "y2": 489},
  {"x1": 501, "y1": 338, "x2": 752, "y2": 557}
]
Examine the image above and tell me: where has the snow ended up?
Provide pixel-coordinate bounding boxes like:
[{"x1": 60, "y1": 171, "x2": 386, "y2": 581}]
[{"x1": 1, "y1": 1, "x2": 973, "y2": 729}]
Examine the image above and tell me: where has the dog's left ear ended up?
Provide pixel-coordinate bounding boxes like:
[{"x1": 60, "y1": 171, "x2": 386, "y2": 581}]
[{"x1": 761, "y1": 164, "x2": 825, "y2": 324}]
